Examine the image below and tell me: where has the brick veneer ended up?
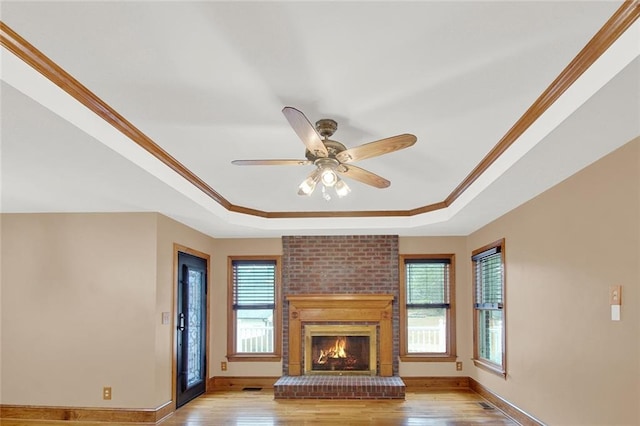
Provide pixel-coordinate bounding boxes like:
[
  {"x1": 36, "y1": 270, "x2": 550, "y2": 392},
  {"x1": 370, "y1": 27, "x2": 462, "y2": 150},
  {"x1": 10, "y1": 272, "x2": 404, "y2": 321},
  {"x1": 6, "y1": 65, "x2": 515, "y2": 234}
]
[{"x1": 282, "y1": 235, "x2": 400, "y2": 376}]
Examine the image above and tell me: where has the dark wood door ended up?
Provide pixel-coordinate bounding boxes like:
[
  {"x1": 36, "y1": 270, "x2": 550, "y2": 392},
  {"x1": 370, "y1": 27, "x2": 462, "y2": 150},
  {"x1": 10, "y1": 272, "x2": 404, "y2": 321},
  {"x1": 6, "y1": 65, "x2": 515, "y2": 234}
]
[{"x1": 176, "y1": 252, "x2": 207, "y2": 408}]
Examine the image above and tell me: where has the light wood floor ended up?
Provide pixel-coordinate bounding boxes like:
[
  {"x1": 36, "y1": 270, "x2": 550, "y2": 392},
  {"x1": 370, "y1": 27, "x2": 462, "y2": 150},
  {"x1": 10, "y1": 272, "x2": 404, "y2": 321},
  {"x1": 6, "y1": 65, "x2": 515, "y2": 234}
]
[{"x1": 2, "y1": 389, "x2": 518, "y2": 425}]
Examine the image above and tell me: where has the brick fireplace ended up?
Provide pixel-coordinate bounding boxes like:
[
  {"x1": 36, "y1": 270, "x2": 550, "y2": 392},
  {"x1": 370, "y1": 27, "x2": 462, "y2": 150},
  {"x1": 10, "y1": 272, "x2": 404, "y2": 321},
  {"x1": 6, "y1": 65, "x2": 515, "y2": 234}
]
[
  {"x1": 276, "y1": 235, "x2": 405, "y2": 399},
  {"x1": 282, "y1": 235, "x2": 400, "y2": 376}
]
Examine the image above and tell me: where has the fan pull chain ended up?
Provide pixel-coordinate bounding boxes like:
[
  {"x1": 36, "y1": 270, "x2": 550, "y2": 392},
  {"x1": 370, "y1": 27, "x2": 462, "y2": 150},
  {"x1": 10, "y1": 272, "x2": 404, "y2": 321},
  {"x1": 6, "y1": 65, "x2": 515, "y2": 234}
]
[{"x1": 322, "y1": 185, "x2": 331, "y2": 201}]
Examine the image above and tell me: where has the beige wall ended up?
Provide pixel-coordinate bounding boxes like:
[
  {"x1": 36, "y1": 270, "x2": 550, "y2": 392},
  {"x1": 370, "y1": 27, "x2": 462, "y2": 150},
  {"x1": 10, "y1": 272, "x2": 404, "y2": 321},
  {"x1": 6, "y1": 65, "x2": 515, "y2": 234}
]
[
  {"x1": 398, "y1": 236, "x2": 471, "y2": 377},
  {"x1": 467, "y1": 138, "x2": 639, "y2": 425},
  {"x1": 1, "y1": 213, "x2": 159, "y2": 408},
  {"x1": 0, "y1": 212, "x2": 283, "y2": 409},
  {"x1": 0, "y1": 213, "x2": 224, "y2": 409},
  {"x1": 210, "y1": 238, "x2": 282, "y2": 377}
]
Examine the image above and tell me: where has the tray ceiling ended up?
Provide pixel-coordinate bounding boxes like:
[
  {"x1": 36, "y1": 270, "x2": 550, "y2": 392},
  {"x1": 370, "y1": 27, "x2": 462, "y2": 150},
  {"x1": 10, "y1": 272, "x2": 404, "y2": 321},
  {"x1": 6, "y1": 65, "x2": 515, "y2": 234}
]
[{"x1": 1, "y1": 1, "x2": 638, "y2": 237}]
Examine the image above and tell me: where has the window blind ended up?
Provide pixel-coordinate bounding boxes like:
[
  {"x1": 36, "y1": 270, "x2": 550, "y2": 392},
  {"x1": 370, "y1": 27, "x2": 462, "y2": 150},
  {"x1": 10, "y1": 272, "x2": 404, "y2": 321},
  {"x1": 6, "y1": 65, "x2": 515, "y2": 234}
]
[
  {"x1": 405, "y1": 259, "x2": 450, "y2": 308},
  {"x1": 473, "y1": 250, "x2": 503, "y2": 309},
  {"x1": 232, "y1": 260, "x2": 276, "y2": 310}
]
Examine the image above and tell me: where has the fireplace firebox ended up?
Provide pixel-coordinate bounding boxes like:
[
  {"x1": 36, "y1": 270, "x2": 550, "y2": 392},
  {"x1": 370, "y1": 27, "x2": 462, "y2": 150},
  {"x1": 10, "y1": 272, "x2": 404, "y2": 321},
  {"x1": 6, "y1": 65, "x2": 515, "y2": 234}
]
[{"x1": 304, "y1": 325, "x2": 377, "y2": 375}]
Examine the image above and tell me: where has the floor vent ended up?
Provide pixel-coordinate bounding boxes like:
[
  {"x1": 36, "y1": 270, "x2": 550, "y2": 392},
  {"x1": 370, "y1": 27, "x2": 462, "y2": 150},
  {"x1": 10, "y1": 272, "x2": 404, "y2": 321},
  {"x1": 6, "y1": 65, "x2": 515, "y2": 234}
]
[
  {"x1": 478, "y1": 402, "x2": 494, "y2": 410},
  {"x1": 242, "y1": 387, "x2": 263, "y2": 391}
]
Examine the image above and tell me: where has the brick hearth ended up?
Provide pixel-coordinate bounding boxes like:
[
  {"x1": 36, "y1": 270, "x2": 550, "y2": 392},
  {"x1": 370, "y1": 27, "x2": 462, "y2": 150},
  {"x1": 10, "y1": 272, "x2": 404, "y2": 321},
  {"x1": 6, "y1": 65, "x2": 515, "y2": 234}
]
[{"x1": 274, "y1": 375, "x2": 406, "y2": 400}]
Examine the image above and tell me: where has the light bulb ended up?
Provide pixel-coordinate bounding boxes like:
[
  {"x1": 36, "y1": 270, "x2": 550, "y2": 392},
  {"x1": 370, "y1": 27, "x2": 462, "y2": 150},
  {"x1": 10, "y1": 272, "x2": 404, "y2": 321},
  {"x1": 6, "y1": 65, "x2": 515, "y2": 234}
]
[
  {"x1": 298, "y1": 170, "x2": 320, "y2": 196},
  {"x1": 335, "y1": 179, "x2": 351, "y2": 198},
  {"x1": 298, "y1": 177, "x2": 316, "y2": 195},
  {"x1": 320, "y1": 168, "x2": 337, "y2": 187}
]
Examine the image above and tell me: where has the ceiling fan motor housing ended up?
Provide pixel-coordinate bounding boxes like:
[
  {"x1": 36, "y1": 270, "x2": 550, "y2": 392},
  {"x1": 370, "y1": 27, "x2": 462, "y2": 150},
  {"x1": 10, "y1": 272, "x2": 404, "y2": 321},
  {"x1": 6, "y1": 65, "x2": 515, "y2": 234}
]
[
  {"x1": 315, "y1": 119, "x2": 338, "y2": 138},
  {"x1": 305, "y1": 139, "x2": 347, "y2": 161},
  {"x1": 306, "y1": 118, "x2": 345, "y2": 162}
]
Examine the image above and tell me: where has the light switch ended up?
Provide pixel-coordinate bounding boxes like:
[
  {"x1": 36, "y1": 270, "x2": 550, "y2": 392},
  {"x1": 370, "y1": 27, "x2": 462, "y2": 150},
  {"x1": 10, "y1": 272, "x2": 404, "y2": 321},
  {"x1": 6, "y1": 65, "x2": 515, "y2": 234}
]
[
  {"x1": 162, "y1": 312, "x2": 171, "y2": 325},
  {"x1": 611, "y1": 305, "x2": 621, "y2": 321}
]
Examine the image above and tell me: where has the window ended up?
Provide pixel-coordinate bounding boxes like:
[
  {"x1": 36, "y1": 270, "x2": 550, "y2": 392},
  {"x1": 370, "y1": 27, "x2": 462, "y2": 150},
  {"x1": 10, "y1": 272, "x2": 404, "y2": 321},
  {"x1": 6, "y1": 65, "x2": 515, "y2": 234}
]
[
  {"x1": 399, "y1": 254, "x2": 456, "y2": 361},
  {"x1": 227, "y1": 256, "x2": 281, "y2": 361},
  {"x1": 472, "y1": 239, "x2": 506, "y2": 377}
]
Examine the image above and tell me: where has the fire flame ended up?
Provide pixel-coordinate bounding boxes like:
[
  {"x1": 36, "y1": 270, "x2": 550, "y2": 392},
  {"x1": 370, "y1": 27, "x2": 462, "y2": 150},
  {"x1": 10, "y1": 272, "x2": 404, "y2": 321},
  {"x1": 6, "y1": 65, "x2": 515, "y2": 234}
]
[{"x1": 317, "y1": 337, "x2": 347, "y2": 364}]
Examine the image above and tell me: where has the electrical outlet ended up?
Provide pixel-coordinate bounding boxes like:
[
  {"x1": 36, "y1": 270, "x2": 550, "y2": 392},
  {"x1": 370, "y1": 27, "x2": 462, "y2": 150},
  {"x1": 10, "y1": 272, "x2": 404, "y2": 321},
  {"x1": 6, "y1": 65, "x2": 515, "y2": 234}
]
[
  {"x1": 456, "y1": 362, "x2": 463, "y2": 371},
  {"x1": 103, "y1": 386, "x2": 112, "y2": 400},
  {"x1": 221, "y1": 361, "x2": 227, "y2": 371},
  {"x1": 610, "y1": 285, "x2": 622, "y2": 305}
]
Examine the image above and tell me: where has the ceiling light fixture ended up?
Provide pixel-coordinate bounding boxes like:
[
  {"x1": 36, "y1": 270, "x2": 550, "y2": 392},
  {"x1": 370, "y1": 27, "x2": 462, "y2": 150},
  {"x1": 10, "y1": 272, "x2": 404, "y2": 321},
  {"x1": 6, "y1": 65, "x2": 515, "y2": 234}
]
[
  {"x1": 298, "y1": 158, "x2": 351, "y2": 200},
  {"x1": 334, "y1": 179, "x2": 351, "y2": 198},
  {"x1": 297, "y1": 169, "x2": 320, "y2": 196},
  {"x1": 234, "y1": 108, "x2": 416, "y2": 201},
  {"x1": 234, "y1": 107, "x2": 417, "y2": 202},
  {"x1": 320, "y1": 168, "x2": 338, "y2": 187}
]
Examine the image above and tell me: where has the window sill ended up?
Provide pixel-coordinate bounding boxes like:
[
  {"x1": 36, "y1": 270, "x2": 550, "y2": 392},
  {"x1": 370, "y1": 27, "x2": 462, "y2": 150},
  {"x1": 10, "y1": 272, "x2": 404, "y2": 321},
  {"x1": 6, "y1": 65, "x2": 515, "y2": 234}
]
[
  {"x1": 400, "y1": 355, "x2": 457, "y2": 363},
  {"x1": 472, "y1": 358, "x2": 506, "y2": 378},
  {"x1": 227, "y1": 354, "x2": 282, "y2": 362}
]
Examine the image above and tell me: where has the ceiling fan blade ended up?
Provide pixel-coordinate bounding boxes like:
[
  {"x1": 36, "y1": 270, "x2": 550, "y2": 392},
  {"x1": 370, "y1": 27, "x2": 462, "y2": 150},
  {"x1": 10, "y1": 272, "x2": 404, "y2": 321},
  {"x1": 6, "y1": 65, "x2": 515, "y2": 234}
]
[
  {"x1": 232, "y1": 159, "x2": 312, "y2": 166},
  {"x1": 282, "y1": 106, "x2": 328, "y2": 158},
  {"x1": 335, "y1": 134, "x2": 416, "y2": 164},
  {"x1": 338, "y1": 164, "x2": 390, "y2": 189}
]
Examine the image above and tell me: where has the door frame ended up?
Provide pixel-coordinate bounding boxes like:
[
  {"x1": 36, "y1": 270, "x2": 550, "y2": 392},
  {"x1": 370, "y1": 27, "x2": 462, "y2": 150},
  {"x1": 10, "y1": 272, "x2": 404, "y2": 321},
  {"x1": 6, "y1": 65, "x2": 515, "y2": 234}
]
[{"x1": 172, "y1": 243, "x2": 211, "y2": 409}]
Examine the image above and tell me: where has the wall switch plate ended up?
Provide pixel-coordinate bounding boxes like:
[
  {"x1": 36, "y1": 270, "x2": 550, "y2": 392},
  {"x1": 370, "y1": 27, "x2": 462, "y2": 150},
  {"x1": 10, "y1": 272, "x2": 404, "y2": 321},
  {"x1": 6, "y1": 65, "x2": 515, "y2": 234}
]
[
  {"x1": 161, "y1": 312, "x2": 170, "y2": 325},
  {"x1": 103, "y1": 387, "x2": 112, "y2": 400},
  {"x1": 611, "y1": 305, "x2": 621, "y2": 321}
]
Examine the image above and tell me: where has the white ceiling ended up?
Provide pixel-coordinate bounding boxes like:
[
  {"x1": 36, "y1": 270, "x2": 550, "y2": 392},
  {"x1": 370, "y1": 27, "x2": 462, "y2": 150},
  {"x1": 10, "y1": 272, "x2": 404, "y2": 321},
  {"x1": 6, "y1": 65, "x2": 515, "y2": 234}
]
[{"x1": 1, "y1": 1, "x2": 639, "y2": 237}]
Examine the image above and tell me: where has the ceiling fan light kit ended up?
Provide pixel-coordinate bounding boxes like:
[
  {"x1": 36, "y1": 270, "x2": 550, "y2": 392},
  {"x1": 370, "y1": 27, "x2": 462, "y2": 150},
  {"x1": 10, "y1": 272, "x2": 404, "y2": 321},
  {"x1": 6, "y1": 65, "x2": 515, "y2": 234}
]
[
  {"x1": 334, "y1": 179, "x2": 351, "y2": 198},
  {"x1": 233, "y1": 107, "x2": 417, "y2": 199},
  {"x1": 297, "y1": 163, "x2": 351, "y2": 200},
  {"x1": 316, "y1": 158, "x2": 339, "y2": 187},
  {"x1": 297, "y1": 169, "x2": 320, "y2": 196}
]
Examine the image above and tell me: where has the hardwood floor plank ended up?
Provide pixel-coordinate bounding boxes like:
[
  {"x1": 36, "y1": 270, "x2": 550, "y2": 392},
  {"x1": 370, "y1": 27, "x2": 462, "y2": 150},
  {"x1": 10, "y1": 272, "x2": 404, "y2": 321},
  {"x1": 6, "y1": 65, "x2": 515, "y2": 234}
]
[{"x1": 1, "y1": 389, "x2": 518, "y2": 425}]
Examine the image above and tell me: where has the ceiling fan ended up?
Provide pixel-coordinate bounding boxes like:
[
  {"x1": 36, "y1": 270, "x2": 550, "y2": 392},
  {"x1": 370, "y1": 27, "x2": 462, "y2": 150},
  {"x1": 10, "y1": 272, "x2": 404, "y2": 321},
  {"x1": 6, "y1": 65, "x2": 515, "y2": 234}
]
[{"x1": 232, "y1": 107, "x2": 417, "y2": 199}]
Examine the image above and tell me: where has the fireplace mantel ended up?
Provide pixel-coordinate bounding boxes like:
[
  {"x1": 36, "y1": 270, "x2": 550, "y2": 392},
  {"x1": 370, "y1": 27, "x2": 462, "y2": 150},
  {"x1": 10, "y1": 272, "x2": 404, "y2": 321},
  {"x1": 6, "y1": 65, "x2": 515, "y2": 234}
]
[{"x1": 286, "y1": 294, "x2": 394, "y2": 376}]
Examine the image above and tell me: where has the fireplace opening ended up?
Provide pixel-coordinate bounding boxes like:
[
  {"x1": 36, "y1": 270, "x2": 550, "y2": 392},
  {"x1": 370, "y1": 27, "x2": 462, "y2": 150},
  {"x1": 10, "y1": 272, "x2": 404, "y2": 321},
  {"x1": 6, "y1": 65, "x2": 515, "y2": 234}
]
[
  {"x1": 311, "y1": 335, "x2": 370, "y2": 372},
  {"x1": 304, "y1": 325, "x2": 377, "y2": 375}
]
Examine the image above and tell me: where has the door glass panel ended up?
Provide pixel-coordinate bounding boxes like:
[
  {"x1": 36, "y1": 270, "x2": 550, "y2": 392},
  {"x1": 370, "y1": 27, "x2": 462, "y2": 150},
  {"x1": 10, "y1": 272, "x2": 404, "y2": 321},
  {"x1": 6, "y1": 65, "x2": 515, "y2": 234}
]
[{"x1": 187, "y1": 269, "x2": 203, "y2": 387}]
